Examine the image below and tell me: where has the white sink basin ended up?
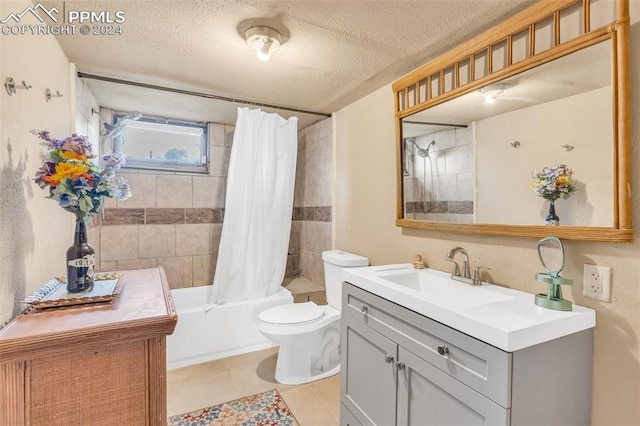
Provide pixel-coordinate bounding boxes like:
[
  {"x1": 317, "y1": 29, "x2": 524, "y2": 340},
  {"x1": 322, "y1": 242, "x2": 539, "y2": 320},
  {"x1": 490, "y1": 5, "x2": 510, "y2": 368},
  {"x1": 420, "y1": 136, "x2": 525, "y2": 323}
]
[
  {"x1": 379, "y1": 269, "x2": 513, "y2": 308},
  {"x1": 342, "y1": 264, "x2": 596, "y2": 352}
]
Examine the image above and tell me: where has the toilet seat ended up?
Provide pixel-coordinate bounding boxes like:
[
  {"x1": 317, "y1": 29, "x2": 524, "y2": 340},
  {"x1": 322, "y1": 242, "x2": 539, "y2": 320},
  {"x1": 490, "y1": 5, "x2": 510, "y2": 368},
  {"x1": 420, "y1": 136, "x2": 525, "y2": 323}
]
[{"x1": 258, "y1": 302, "x2": 325, "y2": 326}]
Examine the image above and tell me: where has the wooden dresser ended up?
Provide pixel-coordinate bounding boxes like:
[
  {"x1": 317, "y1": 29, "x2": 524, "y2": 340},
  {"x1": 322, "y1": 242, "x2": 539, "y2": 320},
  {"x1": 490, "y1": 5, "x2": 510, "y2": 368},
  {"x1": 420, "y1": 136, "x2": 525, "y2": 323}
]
[{"x1": 0, "y1": 268, "x2": 177, "y2": 426}]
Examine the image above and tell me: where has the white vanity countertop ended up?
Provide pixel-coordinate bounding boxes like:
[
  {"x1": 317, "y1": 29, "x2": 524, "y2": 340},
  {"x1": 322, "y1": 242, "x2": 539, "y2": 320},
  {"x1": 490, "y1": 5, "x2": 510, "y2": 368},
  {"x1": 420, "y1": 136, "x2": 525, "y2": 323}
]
[{"x1": 342, "y1": 264, "x2": 596, "y2": 352}]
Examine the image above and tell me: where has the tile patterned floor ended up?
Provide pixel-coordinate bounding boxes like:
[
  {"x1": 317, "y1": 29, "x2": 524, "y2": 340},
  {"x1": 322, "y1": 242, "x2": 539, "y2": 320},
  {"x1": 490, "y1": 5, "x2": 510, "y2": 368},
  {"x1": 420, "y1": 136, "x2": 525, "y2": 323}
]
[{"x1": 167, "y1": 347, "x2": 340, "y2": 425}]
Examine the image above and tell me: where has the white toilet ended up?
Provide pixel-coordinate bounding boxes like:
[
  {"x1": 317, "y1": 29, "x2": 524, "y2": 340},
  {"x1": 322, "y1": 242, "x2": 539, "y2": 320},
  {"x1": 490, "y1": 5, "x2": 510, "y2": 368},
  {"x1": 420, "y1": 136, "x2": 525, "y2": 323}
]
[{"x1": 257, "y1": 250, "x2": 369, "y2": 385}]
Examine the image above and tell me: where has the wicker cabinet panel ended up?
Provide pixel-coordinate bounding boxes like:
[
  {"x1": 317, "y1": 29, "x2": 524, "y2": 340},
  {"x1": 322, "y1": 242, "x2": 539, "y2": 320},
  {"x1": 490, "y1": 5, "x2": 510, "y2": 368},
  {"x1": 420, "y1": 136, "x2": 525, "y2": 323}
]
[{"x1": 30, "y1": 340, "x2": 147, "y2": 425}]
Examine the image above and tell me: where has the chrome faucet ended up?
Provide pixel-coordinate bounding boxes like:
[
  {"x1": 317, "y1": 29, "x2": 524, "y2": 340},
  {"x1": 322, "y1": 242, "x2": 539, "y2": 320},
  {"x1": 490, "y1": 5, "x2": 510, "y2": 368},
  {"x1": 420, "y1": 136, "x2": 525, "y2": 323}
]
[
  {"x1": 444, "y1": 247, "x2": 490, "y2": 285},
  {"x1": 445, "y1": 247, "x2": 470, "y2": 278}
]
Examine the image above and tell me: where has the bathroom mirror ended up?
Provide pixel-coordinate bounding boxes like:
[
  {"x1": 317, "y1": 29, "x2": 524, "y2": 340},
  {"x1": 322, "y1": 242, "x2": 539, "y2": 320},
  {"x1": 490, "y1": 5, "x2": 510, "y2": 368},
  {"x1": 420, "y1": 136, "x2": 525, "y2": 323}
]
[
  {"x1": 393, "y1": 0, "x2": 632, "y2": 242},
  {"x1": 537, "y1": 237, "x2": 564, "y2": 277},
  {"x1": 402, "y1": 41, "x2": 612, "y2": 226}
]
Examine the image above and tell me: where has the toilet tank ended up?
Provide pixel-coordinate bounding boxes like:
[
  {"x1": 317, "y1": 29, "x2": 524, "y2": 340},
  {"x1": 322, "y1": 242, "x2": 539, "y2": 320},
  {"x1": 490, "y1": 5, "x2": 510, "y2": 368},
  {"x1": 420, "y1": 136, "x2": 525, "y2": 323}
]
[{"x1": 322, "y1": 250, "x2": 369, "y2": 309}]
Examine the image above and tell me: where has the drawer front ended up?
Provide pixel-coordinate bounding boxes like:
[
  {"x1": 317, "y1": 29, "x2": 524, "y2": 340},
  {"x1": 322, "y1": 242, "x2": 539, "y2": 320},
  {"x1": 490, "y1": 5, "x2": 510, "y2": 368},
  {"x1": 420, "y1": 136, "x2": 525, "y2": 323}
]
[{"x1": 343, "y1": 283, "x2": 512, "y2": 408}]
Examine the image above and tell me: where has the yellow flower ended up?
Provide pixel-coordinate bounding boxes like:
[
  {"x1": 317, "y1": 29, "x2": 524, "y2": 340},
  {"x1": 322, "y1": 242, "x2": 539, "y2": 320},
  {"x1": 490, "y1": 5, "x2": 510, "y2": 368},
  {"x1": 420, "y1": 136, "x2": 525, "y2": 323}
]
[
  {"x1": 60, "y1": 150, "x2": 88, "y2": 161},
  {"x1": 556, "y1": 176, "x2": 571, "y2": 186},
  {"x1": 45, "y1": 161, "x2": 90, "y2": 186}
]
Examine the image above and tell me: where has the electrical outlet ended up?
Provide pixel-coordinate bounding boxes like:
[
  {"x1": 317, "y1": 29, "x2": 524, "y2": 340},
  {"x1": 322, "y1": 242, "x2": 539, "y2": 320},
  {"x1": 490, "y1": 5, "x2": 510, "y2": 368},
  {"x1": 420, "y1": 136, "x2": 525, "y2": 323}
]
[{"x1": 583, "y1": 264, "x2": 611, "y2": 302}]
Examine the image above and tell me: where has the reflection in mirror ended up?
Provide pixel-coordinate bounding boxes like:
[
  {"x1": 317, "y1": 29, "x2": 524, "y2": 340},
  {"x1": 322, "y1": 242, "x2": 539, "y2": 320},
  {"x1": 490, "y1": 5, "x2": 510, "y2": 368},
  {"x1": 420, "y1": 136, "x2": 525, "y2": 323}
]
[
  {"x1": 403, "y1": 122, "x2": 473, "y2": 223},
  {"x1": 537, "y1": 236, "x2": 564, "y2": 276},
  {"x1": 401, "y1": 40, "x2": 613, "y2": 227}
]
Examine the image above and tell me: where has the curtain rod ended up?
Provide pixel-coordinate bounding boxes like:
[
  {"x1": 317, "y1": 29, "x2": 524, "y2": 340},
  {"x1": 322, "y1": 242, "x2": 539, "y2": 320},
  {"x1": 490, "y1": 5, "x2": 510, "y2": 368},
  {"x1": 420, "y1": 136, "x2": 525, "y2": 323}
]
[{"x1": 77, "y1": 72, "x2": 332, "y2": 118}]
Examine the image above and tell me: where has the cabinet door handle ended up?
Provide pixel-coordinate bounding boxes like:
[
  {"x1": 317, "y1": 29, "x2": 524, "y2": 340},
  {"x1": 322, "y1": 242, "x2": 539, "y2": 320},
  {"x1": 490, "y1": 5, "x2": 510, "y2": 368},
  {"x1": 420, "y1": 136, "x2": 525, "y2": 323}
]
[
  {"x1": 384, "y1": 355, "x2": 394, "y2": 363},
  {"x1": 437, "y1": 345, "x2": 449, "y2": 356},
  {"x1": 361, "y1": 305, "x2": 368, "y2": 314},
  {"x1": 396, "y1": 361, "x2": 406, "y2": 370}
]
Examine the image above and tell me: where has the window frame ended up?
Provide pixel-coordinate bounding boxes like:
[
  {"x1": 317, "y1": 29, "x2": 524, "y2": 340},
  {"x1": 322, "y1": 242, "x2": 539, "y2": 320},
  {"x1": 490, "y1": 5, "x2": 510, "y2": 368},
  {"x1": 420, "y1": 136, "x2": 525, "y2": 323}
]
[{"x1": 112, "y1": 111, "x2": 209, "y2": 174}]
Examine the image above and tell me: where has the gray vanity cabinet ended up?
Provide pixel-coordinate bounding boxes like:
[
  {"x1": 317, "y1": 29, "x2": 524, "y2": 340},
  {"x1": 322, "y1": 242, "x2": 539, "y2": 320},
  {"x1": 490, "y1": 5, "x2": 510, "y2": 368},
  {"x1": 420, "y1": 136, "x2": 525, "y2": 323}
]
[{"x1": 340, "y1": 282, "x2": 593, "y2": 426}]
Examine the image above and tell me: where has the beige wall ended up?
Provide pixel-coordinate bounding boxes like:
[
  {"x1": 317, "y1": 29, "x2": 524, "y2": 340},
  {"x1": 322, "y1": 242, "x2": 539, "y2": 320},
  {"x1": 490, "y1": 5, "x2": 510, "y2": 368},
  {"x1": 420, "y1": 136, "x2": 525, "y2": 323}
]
[
  {"x1": 0, "y1": 0, "x2": 74, "y2": 326},
  {"x1": 334, "y1": 16, "x2": 640, "y2": 426}
]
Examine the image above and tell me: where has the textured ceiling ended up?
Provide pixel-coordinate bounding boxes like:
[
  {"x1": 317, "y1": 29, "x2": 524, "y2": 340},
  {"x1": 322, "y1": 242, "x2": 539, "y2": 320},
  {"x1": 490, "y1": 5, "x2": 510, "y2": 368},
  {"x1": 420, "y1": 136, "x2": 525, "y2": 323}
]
[{"x1": 44, "y1": 0, "x2": 537, "y2": 126}]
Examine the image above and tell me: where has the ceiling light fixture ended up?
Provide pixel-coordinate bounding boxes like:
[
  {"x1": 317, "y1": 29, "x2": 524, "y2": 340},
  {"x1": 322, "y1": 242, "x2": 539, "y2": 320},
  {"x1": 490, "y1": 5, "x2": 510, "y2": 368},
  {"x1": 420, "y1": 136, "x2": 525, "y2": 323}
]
[
  {"x1": 245, "y1": 26, "x2": 282, "y2": 61},
  {"x1": 480, "y1": 83, "x2": 509, "y2": 104}
]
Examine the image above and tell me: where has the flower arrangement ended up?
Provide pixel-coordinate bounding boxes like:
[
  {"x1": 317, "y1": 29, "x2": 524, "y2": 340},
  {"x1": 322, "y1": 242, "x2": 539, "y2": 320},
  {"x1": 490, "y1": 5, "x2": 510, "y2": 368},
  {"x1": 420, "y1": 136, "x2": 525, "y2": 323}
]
[
  {"x1": 530, "y1": 164, "x2": 576, "y2": 201},
  {"x1": 33, "y1": 130, "x2": 131, "y2": 221}
]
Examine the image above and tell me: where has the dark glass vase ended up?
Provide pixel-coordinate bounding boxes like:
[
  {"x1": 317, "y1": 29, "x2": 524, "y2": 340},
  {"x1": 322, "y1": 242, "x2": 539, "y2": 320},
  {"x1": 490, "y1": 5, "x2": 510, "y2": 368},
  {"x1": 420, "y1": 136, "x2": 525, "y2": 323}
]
[
  {"x1": 66, "y1": 217, "x2": 96, "y2": 293},
  {"x1": 545, "y1": 200, "x2": 560, "y2": 226}
]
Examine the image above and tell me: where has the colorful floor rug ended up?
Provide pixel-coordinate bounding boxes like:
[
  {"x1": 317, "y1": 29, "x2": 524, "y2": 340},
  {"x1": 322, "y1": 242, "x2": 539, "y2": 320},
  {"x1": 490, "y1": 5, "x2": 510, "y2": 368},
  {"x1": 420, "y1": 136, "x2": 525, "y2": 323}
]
[{"x1": 168, "y1": 389, "x2": 299, "y2": 426}]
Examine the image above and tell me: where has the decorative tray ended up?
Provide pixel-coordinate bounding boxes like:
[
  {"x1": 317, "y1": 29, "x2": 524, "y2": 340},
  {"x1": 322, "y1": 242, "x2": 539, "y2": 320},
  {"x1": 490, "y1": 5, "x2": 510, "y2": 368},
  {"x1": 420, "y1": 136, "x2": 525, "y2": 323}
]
[{"x1": 22, "y1": 272, "x2": 125, "y2": 310}]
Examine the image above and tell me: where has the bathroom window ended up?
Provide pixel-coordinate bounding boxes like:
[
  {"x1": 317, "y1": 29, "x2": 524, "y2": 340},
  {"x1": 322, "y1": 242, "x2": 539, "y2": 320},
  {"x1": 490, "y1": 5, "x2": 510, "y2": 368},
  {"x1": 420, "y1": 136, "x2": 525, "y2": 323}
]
[{"x1": 112, "y1": 112, "x2": 209, "y2": 173}]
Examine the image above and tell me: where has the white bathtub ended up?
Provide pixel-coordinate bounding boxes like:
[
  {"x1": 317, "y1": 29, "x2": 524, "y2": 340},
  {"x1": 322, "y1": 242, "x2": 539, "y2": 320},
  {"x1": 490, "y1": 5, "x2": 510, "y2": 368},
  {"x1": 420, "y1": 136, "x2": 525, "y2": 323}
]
[{"x1": 166, "y1": 285, "x2": 293, "y2": 370}]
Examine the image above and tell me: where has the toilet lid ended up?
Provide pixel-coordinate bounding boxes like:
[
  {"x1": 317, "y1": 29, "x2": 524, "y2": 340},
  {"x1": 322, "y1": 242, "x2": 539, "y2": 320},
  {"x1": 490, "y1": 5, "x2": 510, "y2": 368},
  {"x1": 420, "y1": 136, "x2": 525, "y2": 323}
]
[{"x1": 259, "y1": 302, "x2": 325, "y2": 326}]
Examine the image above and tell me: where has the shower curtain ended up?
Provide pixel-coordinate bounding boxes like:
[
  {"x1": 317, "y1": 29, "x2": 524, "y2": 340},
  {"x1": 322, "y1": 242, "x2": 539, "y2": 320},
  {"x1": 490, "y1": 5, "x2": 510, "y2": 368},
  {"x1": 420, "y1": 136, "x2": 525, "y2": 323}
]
[{"x1": 207, "y1": 108, "x2": 298, "y2": 306}]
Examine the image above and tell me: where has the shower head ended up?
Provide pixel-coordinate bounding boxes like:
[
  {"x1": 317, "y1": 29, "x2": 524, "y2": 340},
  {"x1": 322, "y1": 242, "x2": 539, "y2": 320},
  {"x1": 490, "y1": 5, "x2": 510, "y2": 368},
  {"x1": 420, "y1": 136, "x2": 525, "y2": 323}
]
[
  {"x1": 416, "y1": 148, "x2": 429, "y2": 158},
  {"x1": 104, "y1": 111, "x2": 142, "y2": 138},
  {"x1": 413, "y1": 140, "x2": 436, "y2": 158}
]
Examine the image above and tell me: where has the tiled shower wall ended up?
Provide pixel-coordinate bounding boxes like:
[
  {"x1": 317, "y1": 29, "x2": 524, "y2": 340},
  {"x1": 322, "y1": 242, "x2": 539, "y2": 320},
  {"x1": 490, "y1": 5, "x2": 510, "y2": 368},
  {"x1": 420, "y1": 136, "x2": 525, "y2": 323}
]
[
  {"x1": 97, "y1": 124, "x2": 233, "y2": 289},
  {"x1": 289, "y1": 118, "x2": 333, "y2": 288},
  {"x1": 97, "y1": 117, "x2": 333, "y2": 291},
  {"x1": 404, "y1": 125, "x2": 474, "y2": 223}
]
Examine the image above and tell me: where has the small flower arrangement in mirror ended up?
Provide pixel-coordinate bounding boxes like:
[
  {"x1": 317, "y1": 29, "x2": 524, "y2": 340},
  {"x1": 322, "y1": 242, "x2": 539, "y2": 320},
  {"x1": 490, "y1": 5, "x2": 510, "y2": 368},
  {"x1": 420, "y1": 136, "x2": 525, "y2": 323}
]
[
  {"x1": 530, "y1": 164, "x2": 576, "y2": 201},
  {"x1": 33, "y1": 130, "x2": 131, "y2": 221}
]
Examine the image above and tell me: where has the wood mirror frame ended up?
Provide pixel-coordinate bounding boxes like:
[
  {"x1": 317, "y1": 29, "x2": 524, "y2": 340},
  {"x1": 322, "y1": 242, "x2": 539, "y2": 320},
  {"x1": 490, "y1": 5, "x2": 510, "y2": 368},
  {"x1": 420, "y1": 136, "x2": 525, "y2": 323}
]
[{"x1": 392, "y1": 0, "x2": 632, "y2": 242}]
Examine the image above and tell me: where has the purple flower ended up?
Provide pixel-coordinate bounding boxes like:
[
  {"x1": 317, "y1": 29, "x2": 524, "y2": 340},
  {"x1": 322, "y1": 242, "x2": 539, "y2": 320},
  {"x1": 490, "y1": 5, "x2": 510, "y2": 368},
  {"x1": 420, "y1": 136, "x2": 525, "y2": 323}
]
[
  {"x1": 34, "y1": 162, "x2": 55, "y2": 188},
  {"x1": 31, "y1": 129, "x2": 62, "y2": 149},
  {"x1": 60, "y1": 134, "x2": 94, "y2": 158}
]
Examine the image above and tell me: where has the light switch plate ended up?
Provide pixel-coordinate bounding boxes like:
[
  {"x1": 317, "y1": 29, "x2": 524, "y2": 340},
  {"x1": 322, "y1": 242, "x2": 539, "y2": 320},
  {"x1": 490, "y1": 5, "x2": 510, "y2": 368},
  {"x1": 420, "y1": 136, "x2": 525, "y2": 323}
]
[{"x1": 583, "y1": 264, "x2": 611, "y2": 302}]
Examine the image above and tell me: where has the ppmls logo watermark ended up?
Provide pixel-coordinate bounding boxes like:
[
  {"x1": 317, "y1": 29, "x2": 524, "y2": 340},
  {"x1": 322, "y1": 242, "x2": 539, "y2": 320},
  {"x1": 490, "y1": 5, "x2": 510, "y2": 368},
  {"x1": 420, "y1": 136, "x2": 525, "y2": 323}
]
[{"x1": 1, "y1": 2, "x2": 126, "y2": 36}]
